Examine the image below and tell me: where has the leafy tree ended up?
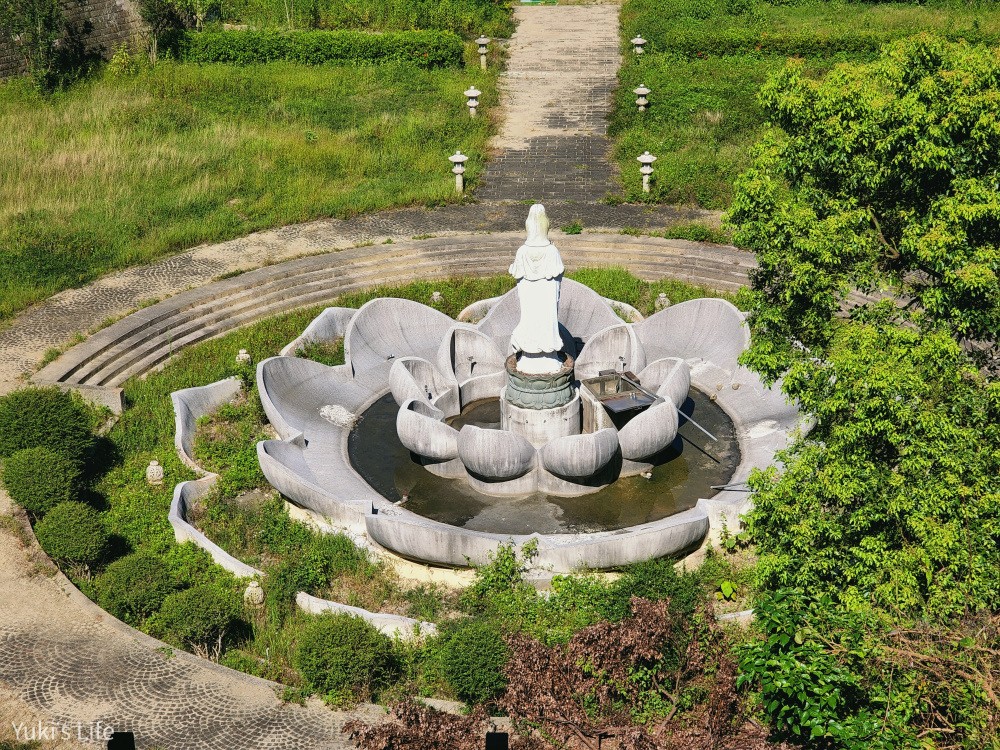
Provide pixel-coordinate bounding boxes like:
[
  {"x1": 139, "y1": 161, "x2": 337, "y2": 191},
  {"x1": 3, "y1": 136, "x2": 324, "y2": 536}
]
[
  {"x1": 727, "y1": 34, "x2": 1000, "y2": 748},
  {"x1": 133, "y1": 0, "x2": 185, "y2": 63},
  {"x1": 729, "y1": 34, "x2": 1000, "y2": 382}
]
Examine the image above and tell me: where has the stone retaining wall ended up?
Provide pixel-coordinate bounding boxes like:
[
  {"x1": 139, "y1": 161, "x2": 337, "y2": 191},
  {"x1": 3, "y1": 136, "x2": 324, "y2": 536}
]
[{"x1": 0, "y1": 0, "x2": 143, "y2": 79}]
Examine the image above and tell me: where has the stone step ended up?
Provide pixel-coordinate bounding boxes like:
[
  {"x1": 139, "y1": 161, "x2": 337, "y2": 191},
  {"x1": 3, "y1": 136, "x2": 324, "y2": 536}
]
[{"x1": 40, "y1": 234, "x2": 752, "y2": 387}]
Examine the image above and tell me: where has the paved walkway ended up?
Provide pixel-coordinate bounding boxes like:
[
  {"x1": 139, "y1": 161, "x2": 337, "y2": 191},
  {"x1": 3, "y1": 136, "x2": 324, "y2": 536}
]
[
  {"x1": 0, "y1": 494, "x2": 379, "y2": 750},
  {"x1": 478, "y1": 4, "x2": 622, "y2": 201}
]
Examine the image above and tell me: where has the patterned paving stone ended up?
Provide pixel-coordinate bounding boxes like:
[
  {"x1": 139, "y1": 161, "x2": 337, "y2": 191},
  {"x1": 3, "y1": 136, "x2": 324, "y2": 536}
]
[
  {"x1": 478, "y1": 5, "x2": 623, "y2": 201},
  {"x1": 0, "y1": 494, "x2": 378, "y2": 749}
]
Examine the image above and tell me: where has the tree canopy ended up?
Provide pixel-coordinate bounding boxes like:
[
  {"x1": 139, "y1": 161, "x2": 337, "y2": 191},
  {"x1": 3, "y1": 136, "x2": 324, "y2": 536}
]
[
  {"x1": 728, "y1": 35, "x2": 1000, "y2": 747},
  {"x1": 729, "y1": 34, "x2": 1000, "y2": 383}
]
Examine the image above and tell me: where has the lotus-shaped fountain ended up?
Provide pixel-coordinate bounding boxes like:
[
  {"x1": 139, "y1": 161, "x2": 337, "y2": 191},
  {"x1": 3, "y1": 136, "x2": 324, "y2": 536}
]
[{"x1": 255, "y1": 205, "x2": 804, "y2": 572}]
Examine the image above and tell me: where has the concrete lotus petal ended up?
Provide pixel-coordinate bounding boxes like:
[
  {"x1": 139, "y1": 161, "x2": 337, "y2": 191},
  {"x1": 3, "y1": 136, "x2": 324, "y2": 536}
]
[
  {"x1": 575, "y1": 323, "x2": 646, "y2": 381},
  {"x1": 618, "y1": 401, "x2": 680, "y2": 461},
  {"x1": 638, "y1": 357, "x2": 690, "y2": 407},
  {"x1": 458, "y1": 425, "x2": 535, "y2": 480},
  {"x1": 257, "y1": 356, "x2": 367, "y2": 439},
  {"x1": 396, "y1": 399, "x2": 459, "y2": 461},
  {"x1": 634, "y1": 298, "x2": 748, "y2": 375},
  {"x1": 436, "y1": 325, "x2": 507, "y2": 404},
  {"x1": 540, "y1": 428, "x2": 619, "y2": 479},
  {"x1": 345, "y1": 297, "x2": 456, "y2": 376},
  {"x1": 476, "y1": 278, "x2": 622, "y2": 356},
  {"x1": 388, "y1": 356, "x2": 459, "y2": 417},
  {"x1": 280, "y1": 306, "x2": 357, "y2": 357}
]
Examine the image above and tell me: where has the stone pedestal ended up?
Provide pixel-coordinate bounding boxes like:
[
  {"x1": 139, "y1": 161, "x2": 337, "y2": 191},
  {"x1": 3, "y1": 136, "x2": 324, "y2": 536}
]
[{"x1": 501, "y1": 390, "x2": 581, "y2": 448}]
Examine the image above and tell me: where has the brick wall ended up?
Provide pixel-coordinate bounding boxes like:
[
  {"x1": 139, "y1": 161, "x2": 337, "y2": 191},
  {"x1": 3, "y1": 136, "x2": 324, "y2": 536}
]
[{"x1": 0, "y1": 0, "x2": 144, "y2": 79}]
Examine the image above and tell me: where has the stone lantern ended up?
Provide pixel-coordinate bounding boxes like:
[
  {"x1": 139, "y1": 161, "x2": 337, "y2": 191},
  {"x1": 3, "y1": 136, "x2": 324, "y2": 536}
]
[
  {"x1": 476, "y1": 36, "x2": 491, "y2": 69},
  {"x1": 464, "y1": 86, "x2": 481, "y2": 118},
  {"x1": 236, "y1": 348, "x2": 251, "y2": 365},
  {"x1": 631, "y1": 35, "x2": 647, "y2": 55},
  {"x1": 449, "y1": 151, "x2": 469, "y2": 193},
  {"x1": 655, "y1": 292, "x2": 671, "y2": 311},
  {"x1": 637, "y1": 151, "x2": 657, "y2": 193},
  {"x1": 146, "y1": 460, "x2": 164, "y2": 486},
  {"x1": 634, "y1": 84, "x2": 650, "y2": 112}
]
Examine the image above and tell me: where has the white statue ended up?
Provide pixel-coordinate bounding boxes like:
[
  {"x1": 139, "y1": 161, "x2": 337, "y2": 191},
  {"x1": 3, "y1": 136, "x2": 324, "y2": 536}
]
[{"x1": 509, "y1": 204, "x2": 565, "y2": 375}]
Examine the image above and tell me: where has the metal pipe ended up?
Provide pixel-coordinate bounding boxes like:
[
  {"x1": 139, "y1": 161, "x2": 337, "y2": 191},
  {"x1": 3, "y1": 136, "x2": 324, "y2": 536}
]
[
  {"x1": 678, "y1": 411, "x2": 719, "y2": 442},
  {"x1": 620, "y1": 374, "x2": 718, "y2": 442}
]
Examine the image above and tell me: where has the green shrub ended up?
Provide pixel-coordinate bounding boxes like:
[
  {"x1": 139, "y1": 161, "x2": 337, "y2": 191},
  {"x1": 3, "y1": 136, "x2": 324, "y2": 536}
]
[
  {"x1": 220, "y1": 0, "x2": 514, "y2": 38},
  {"x1": 34, "y1": 501, "x2": 109, "y2": 567},
  {"x1": 294, "y1": 613, "x2": 397, "y2": 702},
  {"x1": 182, "y1": 29, "x2": 464, "y2": 68},
  {"x1": 439, "y1": 619, "x2": 509, "y2": 705},
  {"x1": 97, "y1": 552, "x2": 178, "y2": 624},
  {"x1": 152, "y1": 583, "x2": 242, "y2": 658},
  {"x1": 1, "y1": 446, "x2": 82, "y2": 516},
  {"x1": 264, "y1": 532, "x2": 377, "y2": 622},
  {"x1": 0, "y1": 387, "x2": 95, "y2": 465}
]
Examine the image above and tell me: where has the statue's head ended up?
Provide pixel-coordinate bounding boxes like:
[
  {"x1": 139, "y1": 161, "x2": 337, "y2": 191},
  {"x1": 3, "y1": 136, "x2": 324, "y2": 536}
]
[{"x1": 525, "y1": 204, "x2": 550, "y2": 247}]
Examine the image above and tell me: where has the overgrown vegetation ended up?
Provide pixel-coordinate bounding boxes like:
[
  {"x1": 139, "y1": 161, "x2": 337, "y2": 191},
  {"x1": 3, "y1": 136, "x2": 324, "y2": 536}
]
[
  {"x1": 0, "y1": 0, "x2": 101, "y2": 90},
  {"x1": 613, "y1": 0, "x2": 1000, "y2": 208},
  {"x1": 728, "y1": 35, "x2": 1000, "y2": 748},
  {"x1": 0, "y1": 59, "x2": 496, "y2": 322}
]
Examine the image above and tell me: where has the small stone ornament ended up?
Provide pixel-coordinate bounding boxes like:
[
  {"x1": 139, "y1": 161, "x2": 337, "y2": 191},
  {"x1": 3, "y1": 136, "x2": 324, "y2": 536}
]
[
  {"x1": 236, "y1": 348, "x2": 252, "y2": 365},
  {"x1": 431, "y1": 291, "x2": 443, "y2": 304},
  {"x1": 654, "y1": 292, "x2": 671, "y2": 311},
  {"x1": 146, "y1": 460, "x2": 164, "y2": 486},
  {"x1": 634, "y1": 84, "x2": 650, "y2": 112},
  {"x1": 244, "y1": 581, "x2": 265, "y2": 608},
  {"x1": 464, "y1": 86, "x2": 481, "y2": 117},
  {"x1": 449, "y1": 151, "x2": 469, "y2": 193},
  {"x1": 637, "y1": 151, "x2": 657, "y2": 193},
  {"x1": 476, "y1": 36, "x2": 491, "y2": 69}
]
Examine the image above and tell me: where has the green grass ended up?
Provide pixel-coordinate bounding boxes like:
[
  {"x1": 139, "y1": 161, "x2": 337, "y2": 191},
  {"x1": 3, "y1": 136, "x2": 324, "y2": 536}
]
[
  {"x1": 0, "y1": 59, "x2": 497, "y2": 323},
  {"x1": 614, "y1": 0, "x2": 1000, "y2": 208},
  {"x1": 220, "y1": 0, "x2": 515, "y2": 38},
  {"x1": 611, "y1": 53, "x2": 845, "y2": 208}
]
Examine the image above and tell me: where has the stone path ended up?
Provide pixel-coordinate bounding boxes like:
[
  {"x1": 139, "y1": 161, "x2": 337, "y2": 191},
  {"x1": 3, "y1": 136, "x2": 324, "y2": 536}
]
[
  {"x1": 478, "y1": 4, "x2": 622, "y2": 201},
  {"x1": 0, "y1": 494, "x2": 380, "y2": 749}
]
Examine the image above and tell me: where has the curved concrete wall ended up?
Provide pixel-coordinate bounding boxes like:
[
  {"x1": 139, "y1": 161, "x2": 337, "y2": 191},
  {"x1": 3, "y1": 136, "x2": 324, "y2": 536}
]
[
  {"x1": 169, "y1": 378, "x2": 431, "y2": 639},
  {"x1": 171, "y1": 378, "x2": 243, "y2": 474},
  {"x1": 170, "y1": 480, "x2": 262, "y2": 579},
  {"x1": 295, "y1": 593, "x2": 435, "y2": 638},
  {"x1": 279, "y1": 306, "x2": 357, "y2": 357}
]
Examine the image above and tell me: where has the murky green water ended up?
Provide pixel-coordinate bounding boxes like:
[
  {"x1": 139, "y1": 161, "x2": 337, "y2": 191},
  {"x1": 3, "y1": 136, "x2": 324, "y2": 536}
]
[{"x1": 348, "y1": 389, "x2": 740, "y2": 535}]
